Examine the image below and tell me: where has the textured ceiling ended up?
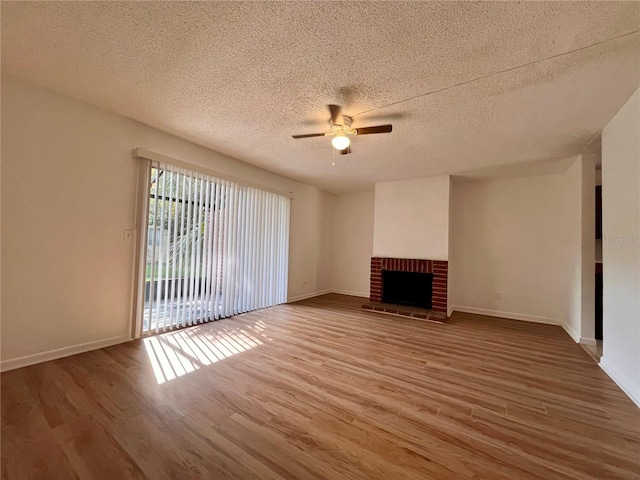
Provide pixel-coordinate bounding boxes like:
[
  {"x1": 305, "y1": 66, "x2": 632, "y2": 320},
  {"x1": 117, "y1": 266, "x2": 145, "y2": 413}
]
[{"x1": 2, "y1": 2, "x2": 639, "y2": 194}]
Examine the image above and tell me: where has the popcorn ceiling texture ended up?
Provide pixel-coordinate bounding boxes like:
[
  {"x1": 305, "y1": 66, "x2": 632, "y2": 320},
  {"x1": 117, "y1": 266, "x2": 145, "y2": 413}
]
[{"x1": 2, "y1": 2, "x2": 639, "y2": 193}]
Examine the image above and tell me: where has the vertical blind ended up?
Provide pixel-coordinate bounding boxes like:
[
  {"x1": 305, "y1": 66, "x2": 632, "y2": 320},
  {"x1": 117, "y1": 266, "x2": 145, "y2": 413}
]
[{"x1": 143, "y1": 161, "x2": 290, "y2": 334}]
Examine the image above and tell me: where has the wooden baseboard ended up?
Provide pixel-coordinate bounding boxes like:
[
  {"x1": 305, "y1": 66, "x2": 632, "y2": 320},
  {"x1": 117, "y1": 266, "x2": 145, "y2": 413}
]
[
  {"x1": 600, "y1": 357, "x2": 640, "y2": 408},
  {"x1": 331, "y1": 289, "x2": 369, "y2": 298},
  {"x1": 287, "y1": 290, "x2": 332, "y2": 303},
  {"x1": 562, "y1": 322, "x2": 581, "y2": 343},
  {"x1": 450, "y1": 305, "x2": 560, "y2": 325},
  {"x1": 1, "y1": 334, "x2": 132, "y2": 372}
]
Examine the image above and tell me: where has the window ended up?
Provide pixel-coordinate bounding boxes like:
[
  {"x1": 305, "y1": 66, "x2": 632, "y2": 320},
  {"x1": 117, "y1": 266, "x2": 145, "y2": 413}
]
[{"x1": 142, "y1": 162, "x2": 290, "y2": 334}]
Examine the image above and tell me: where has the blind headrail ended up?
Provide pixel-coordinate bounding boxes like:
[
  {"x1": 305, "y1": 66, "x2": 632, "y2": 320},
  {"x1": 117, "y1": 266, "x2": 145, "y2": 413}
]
[{"x1": 133, "y1": 148, "x2": 293, "y2": 199}]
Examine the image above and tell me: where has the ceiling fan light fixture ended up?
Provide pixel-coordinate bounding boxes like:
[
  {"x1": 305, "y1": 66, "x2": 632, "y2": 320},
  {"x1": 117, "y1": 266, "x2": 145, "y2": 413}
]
[
  {"x1": 292, "y1": 104, "x2": 392, "y2": 157},
  {"x1": 331, "y1": 134, "x2": 350, "y2": 151}
]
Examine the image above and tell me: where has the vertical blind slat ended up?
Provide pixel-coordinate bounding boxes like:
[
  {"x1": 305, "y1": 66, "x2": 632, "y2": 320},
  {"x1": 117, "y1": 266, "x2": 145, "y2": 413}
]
[
  {"x1": 210, "y1": 181, "x2": 221, "y2": 320},
  {"x1": 168, "y1": 168, "x2": 180, "y2": 328},
  {"x1": 155, "y1": 167, "x2": 167, "y2": 331},
  {"x1": 175, "y1": 170, "x2": 187, "y2": 328},
  {"x1": 229, "y1": 182, "x2": 239, "y2": 317},
  {"x1": 221, "y1": 181, "x2": 230, "y2": 318},
  {"x1": 202, "y1": 180, "x2": 213, "y2": 322},
  {"x1": 214, "y1": 181, "x2": 226, "y2": 320},
  {"x1": 193, "y1": 175, "x2": 206, "y2": 324},
  {"x1": 182, "y1": 172, "x2": 189, "y2": 326},
  {"x1": 187, "y1": 175, "x2": 198, "y2": 326},
  {"x1": 148, "y1": 163, "x2": 160, "y2": 333}
]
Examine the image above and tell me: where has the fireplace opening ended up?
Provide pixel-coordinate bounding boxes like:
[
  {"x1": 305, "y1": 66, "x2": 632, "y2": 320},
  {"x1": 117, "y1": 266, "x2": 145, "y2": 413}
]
[{"x1": 382, "y1": 270, "x2": 433, "y2": 309}]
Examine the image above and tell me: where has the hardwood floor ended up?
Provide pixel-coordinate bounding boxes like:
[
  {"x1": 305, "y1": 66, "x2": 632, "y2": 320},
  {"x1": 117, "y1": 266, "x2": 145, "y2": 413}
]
[{"x1": 2, "y1": 294, "x2": 639, "y2": 479}]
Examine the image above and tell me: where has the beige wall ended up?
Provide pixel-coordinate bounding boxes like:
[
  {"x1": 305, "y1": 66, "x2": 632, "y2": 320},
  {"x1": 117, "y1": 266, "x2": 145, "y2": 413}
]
[
  {"x1": 373, "y1": 176, "x2": 450, "y2": 260},
  {"x1": 601, "y1": 88, "x2": 640, "y2": 406},
  {"x1": 449, "y1": 160, "x2": 586, "y2": 328},
  {"x1": 1, "y1": 74, "x2": 333, "y2": 366},
  {"x1": 287, "y1": 182, "x2": 334, "y2": 301},
  {"x1": 331, "y1": 191, "x2": 375, "y2": 297}
]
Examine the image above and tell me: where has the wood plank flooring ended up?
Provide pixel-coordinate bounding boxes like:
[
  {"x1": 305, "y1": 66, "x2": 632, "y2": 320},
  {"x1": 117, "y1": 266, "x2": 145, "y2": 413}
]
[{"x1": 2, "y1": 294, "x2": 639, "y2": 479}]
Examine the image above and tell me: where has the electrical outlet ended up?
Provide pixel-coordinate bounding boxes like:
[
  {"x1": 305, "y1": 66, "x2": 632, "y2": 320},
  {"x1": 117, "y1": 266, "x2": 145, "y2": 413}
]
[
  {"x1": 496, "y1": 292, "x2": 502, "y2": 300},
  {"x1": 123, "y1": 229, "x2": 134, "y2": 242}
]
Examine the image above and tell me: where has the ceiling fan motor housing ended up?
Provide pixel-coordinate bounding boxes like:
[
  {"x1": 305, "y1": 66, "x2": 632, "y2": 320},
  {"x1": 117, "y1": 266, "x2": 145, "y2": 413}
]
[{"x1": 291, "y1": 104, "x2": 393, "y2": 155}]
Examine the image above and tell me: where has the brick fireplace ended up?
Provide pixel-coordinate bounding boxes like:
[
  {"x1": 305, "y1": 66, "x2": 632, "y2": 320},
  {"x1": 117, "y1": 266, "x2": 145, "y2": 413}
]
[{"x1": 365, "y1": 257, "x2": 448, "y2": 319}]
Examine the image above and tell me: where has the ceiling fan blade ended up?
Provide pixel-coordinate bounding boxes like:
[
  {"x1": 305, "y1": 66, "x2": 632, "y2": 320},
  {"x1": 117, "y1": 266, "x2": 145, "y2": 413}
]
[
  {"x1": 291, "y1": 133, "x2": 326, "y2": 139},
  {"x1": 339, "y1": 146, "x2": 351, "y2": 155},
  {"x1": 355, "y1": 124, "x2": 393, "y2": 135},
  {"x1": 328, "y1": 104, "x2": 341, "y2": 125}
]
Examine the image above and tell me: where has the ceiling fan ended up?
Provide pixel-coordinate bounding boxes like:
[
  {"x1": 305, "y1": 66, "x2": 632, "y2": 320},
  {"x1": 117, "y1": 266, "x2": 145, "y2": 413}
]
[{"x1": 292, "y1": 104, "x2": 392, "y2": 155}]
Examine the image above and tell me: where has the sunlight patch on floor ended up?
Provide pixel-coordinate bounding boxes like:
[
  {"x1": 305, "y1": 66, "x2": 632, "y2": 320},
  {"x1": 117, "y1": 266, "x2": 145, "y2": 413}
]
[{"x1": 143, "y1": 324, "x2": 264, "y2": 384}]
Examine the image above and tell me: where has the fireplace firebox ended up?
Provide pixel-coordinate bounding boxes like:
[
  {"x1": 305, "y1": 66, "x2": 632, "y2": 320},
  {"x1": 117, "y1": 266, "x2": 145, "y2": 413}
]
[
  {"x1": 368, "y1": 257, "x2": 448, "y2": 314},
  {"x1": 382, "y1": 270, "x2": 433, "y2": 309}
]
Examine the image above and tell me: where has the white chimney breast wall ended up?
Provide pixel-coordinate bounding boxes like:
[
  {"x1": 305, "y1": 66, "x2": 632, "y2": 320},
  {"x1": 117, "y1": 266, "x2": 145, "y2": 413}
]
[{"x1": 373, "y1": 175, "x2": 450, "y2": 261}]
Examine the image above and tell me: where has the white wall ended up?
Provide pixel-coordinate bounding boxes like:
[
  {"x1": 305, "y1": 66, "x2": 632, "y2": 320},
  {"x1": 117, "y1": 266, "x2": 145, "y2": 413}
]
[
  {"x1": 450, "y1": 159, "x2": 587, "y2": 328},
  {"x1": 373, "y1": 176, "x2": 450, "y2": 260},
  {"x1": 1, "y1": 74, "x2": 333, "y2": 367},
  {"x1": 600, "y1": 88, "x2": 640, "y2": 407},
  {"x1": 331, "y1": 191, "x2": 375, "y2": 297}
]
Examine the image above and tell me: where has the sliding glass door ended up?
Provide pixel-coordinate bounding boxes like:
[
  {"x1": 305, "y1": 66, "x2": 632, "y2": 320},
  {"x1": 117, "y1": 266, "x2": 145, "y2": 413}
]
[{"x1": 142, "y1": 162, "x2": 290, "y2": 334}]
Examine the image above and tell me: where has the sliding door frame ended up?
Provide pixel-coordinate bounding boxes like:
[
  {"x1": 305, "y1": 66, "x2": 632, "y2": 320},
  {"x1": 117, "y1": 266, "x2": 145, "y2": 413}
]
[
  {"x1": 130, "y1": 148, "x2": 292, "y2": 339},
  {"x1": 131, "y1": 157, "x2": 153, "y2": 339}
]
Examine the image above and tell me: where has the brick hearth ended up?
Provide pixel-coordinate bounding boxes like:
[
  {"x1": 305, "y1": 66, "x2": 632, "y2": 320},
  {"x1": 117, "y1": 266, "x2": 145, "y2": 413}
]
[{"x1": 369, "y1": 257, "x2": 448, "y2": 313}]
